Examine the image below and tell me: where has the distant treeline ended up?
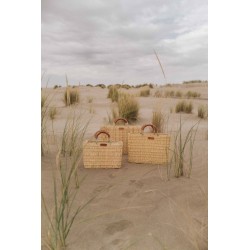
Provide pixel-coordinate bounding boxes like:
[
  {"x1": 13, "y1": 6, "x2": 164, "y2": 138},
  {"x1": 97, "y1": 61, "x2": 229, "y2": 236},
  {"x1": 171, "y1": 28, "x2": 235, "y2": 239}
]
[
  {"x1": 182, "y1": 80, "x2": 208, "y2": 84},
  {"x1": 85, "y1": 83, "x2": 155, "y2": 89},
  {"x1": 50, "y1": 80, "x2": 207, "y2": 89}
]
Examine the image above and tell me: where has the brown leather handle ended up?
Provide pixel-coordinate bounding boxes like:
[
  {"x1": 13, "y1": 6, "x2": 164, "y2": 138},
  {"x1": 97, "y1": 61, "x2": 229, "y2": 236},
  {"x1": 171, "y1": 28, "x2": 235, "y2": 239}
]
[
  {"x1": 114, "y1": 118, "x2": 128, "y2": 125},
  {"x1": 141, "y1": 124, "x2": 158, "y2": 133},
  {"x1": 94, "y1": 130, "x2": 110, "y2": 139}
]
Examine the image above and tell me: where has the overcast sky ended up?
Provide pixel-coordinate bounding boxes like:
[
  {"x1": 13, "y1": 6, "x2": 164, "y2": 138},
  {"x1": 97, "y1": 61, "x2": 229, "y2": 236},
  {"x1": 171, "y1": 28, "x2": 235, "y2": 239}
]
[{"x1": 41, "y1": 0, "x2": 207, "y2": 86}]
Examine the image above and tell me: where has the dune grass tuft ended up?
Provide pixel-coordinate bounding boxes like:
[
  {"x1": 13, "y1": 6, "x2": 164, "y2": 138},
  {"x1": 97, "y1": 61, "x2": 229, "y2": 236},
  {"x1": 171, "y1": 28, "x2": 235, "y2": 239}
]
[
  {"x1": 185, "y1": 91, "x2": 201, "y2": 98},
  {"x1": 107, "y1": 85, "x2": 119, "y2": 102},
  {"x1": 140, "y1": 89, "x2": 150, "y2": 97},
  {"x1": 41, "y1": 93, "x2": 51, "y2": 156},
  {"x1": 42, "y1": 114, "x2": 93, "y2": 250},
  {"x1": 117, "y1": 93, "x2": 139, "y2": 122},
  {"x1": 198, "y1": 105, "x2": 208, "y2": 119},
  {"x1": 151, "y1": 108, "x2": 168, "y2": 133},
  {"x1": 175, "y1": 101, "x2": 193, "y2": 114},
  {"x1": 49, "y1": 107, "x2": 57, "y2": 120},
  {"x1": 64, "y1": 87, "x2": 80, "y2": 106},
  {"x1": 164, "y1": 90, "x2": 175, "y2": 98},
  {"x1": 175, "y1": 90, "x2": 183, "y2": 98},
  {"x1": 171, "y1": 117, "x2": 200, "y2": 177}
]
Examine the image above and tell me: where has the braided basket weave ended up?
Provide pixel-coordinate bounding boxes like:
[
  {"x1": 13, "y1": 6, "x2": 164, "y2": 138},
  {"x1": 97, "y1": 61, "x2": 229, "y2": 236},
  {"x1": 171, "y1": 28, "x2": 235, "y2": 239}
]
[
  {"x1": 83, "y1": 130, "x2": 123, "y2": 168},
  {"x1": 128, "y1": 124, "x2": 170, "y2": 164},
  {"x1": 101, "y1": 118, "x2": 141, "y2": 154}
]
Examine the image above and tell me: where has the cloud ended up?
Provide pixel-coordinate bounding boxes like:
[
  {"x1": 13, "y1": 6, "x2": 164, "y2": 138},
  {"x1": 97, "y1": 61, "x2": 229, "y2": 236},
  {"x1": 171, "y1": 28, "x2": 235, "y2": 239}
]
[{"x1": 42, "y1": 0, "x2": 207, "y2": 85}]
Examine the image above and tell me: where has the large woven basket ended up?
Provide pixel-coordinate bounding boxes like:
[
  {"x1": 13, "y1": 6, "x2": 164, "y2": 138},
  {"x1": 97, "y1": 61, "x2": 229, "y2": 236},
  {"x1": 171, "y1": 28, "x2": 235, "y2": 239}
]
[
  {"x1": 101, "y1": 118, "x2": 141, "y2": 154},
  {"x1": 128, "y1": 124, "x2": 170, "y2": 164},
  {"x1": 83, "y1": 130, "x2": 123, "y2": 168}
]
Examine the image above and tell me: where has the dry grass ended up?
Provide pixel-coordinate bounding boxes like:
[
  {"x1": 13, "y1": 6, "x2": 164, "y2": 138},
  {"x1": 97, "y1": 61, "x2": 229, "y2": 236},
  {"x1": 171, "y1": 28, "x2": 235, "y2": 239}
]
[
  {"x1": 164, "y1": 90, "x2": 175, "y2": 98},
  {"x1": 42, "y1": 113, "x2": 93, "y2": 250},
  {"x1": 170, "y1": 117, "x2": 200, "y2": 177},
  {"x1": 185, "y1": 91, "x2": 201, "y2": 99},
  {"x1": 49, "y1": 107, "x2": 57, "y2": 120},
  {"x1": 64, "y1": 87, "x2": 80, "y2": 106},
  {"x1": 175, "y1": 91, "x2": 183, "y2": 98},
  {"x1": 198, "y1": 105, "x2": 208, "y2": 119},
  {"x1": 117, "y1": 93, "x2": 139, "y2": 122},
  {"x1": 151, "y1": 108, "x2": 168, "y2": 133},
  {"x1": 139, "y1": 89, "x2": 150, "y2": 97},
  {"x1": 107, "y1": 85, "x2": 119, "y2": 102},
  {"x1": 175, "y1": 101, "x2": 193, "y2": 114}
]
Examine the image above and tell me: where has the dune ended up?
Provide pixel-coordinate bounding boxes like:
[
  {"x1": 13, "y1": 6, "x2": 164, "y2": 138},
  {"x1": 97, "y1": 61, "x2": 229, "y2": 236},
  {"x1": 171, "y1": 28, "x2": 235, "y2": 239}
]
[{"x1": 42, "y1": 83, "x2": 208, "y2": 250}]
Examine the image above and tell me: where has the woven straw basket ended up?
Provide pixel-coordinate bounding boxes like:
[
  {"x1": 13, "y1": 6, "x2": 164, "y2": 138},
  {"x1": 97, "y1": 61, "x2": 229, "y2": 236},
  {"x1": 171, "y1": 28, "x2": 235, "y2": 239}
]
[
  {"x1": 83, "y1": 130, "x2": 123, "y2": 168},
  {"x1": 128, "y1": 124, "x2": 170, "y2": 164},
  {"x1": 101, "y1": 118, "x2": 141, "y2": 154}
]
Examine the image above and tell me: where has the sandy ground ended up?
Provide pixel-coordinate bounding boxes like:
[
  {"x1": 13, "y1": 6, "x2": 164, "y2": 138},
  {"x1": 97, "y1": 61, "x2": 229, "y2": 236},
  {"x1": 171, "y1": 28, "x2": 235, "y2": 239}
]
[{"x1": 41, "y1": 83, "x2": 208, "y2": 250}]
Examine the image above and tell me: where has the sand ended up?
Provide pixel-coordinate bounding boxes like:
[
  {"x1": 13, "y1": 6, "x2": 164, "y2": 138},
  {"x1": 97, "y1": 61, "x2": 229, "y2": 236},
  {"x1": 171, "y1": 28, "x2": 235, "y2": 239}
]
[{"x1": 41, "y1": 83, "x2": 208, "y2": 250}]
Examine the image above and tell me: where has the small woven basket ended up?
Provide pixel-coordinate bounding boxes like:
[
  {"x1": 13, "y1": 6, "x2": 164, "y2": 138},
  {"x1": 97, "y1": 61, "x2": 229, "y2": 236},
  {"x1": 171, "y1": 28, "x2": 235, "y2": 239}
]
[
  {"x1": 128, "y1": 124, "x2": 170, "y2": 164},
  {"x1": 101, "y1": 118, "x2": 141, "y2": 154},
  {"x1": 83, "y1": 130, "x2": 123, "y2": 168}
]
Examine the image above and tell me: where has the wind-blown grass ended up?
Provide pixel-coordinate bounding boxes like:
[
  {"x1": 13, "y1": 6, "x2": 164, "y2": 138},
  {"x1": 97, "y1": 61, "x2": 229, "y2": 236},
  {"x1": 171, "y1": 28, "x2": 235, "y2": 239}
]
[
  {"x1": 198, "y1": 105, "x2": 208, "y2": 119},
  {"x1": 117, "y1": 93, "x2": 139, "y2": 122},
  {"x1": 185, "y1": 91, "x2": 201, "y2": 99},
  {"x1": 175, "y1": 101, "x2": 193, "y2": 114},
  {"x1": 171, "y1": 117, "x2": 200, "y2": 177},
  {"x1": 64, "y1": 87, "x2": 80, "y2": 106},
  {"x1": 151, "y1": 108, "x2": 169, "y2": 133},
  {"x1": 139, "y1": 89, "x2": 150, "y2": 97},
  {"x1": 42, "y1": 113, "x2": 92, "y2": 250},
  {"x1": 107, "y1": 85, "x2": 119, "y2": 102}
]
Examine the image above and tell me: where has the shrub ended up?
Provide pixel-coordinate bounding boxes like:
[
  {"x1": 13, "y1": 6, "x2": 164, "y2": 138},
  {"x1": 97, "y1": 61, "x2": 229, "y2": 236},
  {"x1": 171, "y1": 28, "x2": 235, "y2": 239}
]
[
  {"x1": 86, "y1": 84, "x2": 93, "y2": 87},
  {"x1": 117, "y1": 93, "x2": 139, "y2": 122},
  {"x1": 64, "y1": 87, "x2": 80, "y2": 106},
  {"x1": 95, "y1": 84, "x2": 106, "y2": 88},
  {"x1": 198, "y1": 105, "x2": 208, "y2": 119},
  {"x1": 107, "y1": 85, "x2": 119, "y2": 102},
  {"x1": 175, "y1": 101, "x2": 193, "y2": 113},
  {"x1": 120, "y1": 84, "x2": 131, "y2": 89},
  {"x1": 148, "y1": 83, "x2": 154, "y2": 89},
  {"x1": 53, "y1": 85, "x2": 59, "y2": 89},
  {"x1": 140, "y1": 89, "x2": 150, "y2": 97}
]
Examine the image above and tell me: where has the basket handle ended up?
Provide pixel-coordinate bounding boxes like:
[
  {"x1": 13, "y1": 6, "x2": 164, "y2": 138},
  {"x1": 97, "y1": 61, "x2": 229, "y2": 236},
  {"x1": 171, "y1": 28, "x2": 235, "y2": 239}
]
[
  {"x1": 141, "y1": 124, "x2": 158, "y2": 133},
  {"x1": 94, "y1": 130, "x2": 110, "y2": 139},
  {"x1": 114, "y1": 118, "x2": 128, "y2": 125}
]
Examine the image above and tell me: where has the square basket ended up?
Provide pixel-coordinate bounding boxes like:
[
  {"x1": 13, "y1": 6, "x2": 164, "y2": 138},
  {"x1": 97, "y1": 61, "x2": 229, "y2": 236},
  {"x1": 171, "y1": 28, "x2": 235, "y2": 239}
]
[
  {"x1": 83, "y1": 130, "x2": 123, "y2": 168},
  {"x1": 128, "y1": 124, "x2": 170, "y2": 164},
  {"x1": 101, "y1": 118, "x2": 141, "y2": 154}
]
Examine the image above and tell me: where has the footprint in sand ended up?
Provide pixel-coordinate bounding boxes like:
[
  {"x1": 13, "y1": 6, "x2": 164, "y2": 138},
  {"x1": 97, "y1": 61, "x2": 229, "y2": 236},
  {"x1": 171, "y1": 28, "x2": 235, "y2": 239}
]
[
  {"x1": 129, "y1": 180, "x2": 144, "y2": 189},
  {"x1": 104, "y1": 220, "x2": 133, "y2": 235},
  {"x1": 121, "y1": 190, "x2": 135, "y2": 198}
]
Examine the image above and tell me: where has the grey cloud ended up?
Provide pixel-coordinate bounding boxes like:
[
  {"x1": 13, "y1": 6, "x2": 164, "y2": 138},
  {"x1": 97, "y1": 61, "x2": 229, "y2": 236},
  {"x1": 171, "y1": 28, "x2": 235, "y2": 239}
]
[{"x1": 42, "y1": 0, "x2": 207, "y2": 85}]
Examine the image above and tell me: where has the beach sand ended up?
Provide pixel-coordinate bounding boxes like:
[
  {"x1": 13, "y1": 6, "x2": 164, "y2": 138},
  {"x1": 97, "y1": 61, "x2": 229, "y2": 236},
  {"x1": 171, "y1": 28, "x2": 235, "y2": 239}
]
[{"x1": 41, "y1": 83, "x2": 208, "y2": 250}]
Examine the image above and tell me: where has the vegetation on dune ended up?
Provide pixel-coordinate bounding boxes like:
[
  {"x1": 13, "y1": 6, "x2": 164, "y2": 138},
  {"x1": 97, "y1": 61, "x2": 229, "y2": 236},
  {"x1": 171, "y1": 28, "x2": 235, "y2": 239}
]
[
  {"x1": 139, "y1": 89, "x2": 150, "y2": 97},
  {"x1": 42, "y1": 114, "x2": 93, "y2": 250},
  {"x1": 198, "y1": 104, "x2": 208, "y2": 119},
  {"x1": 64, "y1": 87, "x2": 80, "y2": 106},
  {"x1": 107, "y1": 85, "x2": 119, "y2": 102},
  {"x1": 185, "y1": 91, "x2": 201, "y2": 98},
  {"x1": 117, "y1": 93, "x2": 139, "y2": 122},
  {"x1": 175, "y1": 101, "x2": 193, "y2": 114}
]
